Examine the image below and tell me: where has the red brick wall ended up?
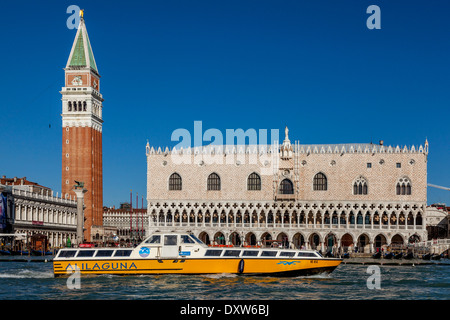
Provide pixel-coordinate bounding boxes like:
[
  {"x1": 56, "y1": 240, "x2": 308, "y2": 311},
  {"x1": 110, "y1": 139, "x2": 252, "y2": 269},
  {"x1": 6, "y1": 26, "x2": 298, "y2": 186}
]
[{"x1": 62, "y1": 126, "x2": 103, "y2": 241}]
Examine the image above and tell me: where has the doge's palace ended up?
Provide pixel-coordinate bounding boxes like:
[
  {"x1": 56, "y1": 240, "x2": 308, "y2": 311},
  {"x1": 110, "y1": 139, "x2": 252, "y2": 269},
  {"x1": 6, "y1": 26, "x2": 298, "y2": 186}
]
[{"x1": 146, "y1": 127, "x2": 428, "y2": 254}]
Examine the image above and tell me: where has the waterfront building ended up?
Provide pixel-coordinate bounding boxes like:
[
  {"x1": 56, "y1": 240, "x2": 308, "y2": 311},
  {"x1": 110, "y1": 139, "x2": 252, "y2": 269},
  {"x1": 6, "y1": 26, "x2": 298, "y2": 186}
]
[
  {"x1": 146, "y1": 128, "x2": 428, "y2": 254},
  {"x1": 103, "y1": 204, "x2": 148, "y2": 245},
  {"x1": 0, "y1": 177, "x2": 77, "y2": 250},
  {"x1": 426, "y1": 204, "x2": 449, "y2": 239},
  {"x1": 61, "y1": 14, "x2": 104, "y2": 242}
]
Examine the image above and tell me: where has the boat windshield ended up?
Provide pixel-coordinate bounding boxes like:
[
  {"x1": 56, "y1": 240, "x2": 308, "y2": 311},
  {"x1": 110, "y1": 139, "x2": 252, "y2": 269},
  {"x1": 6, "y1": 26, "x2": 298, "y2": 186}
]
[
  {"x1": 189, "y1": 234, "x2": 204, "y2": 245},
  {"x1": 145, "y1": 235, "x2": 161, "y2": 244},
  {"x1": 181, "y1": 235, "x2": 196, "y2": 244}
]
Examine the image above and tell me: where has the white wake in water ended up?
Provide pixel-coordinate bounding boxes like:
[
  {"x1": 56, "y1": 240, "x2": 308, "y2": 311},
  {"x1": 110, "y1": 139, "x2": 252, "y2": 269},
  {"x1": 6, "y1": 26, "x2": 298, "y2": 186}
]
[
  {"x1": 0, "y1": 269, "x2": 54, "y2": 279},
  {"x1": 295, "y1": 272, "x2": 334, "y2": 279}
]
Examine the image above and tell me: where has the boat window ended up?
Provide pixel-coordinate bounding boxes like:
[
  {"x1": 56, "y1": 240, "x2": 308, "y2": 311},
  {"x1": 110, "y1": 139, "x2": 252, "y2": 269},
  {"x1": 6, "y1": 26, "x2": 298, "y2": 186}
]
[
  {"x1": 279, "y1": 251, "x2": 296, "y2": 257},
  {"x1": 205, "y1": 250, "x2": 222, "y2": 256},
  {"x1": 261, "y1": 251, "x2": 277, "y2": 257},
  {"x1": 114, "y1": 250, "x2": 132, "y2": 257},
  {"x1": 57, "y1": 250, "x2": 76, "y2": 258},
  {"x1": 145, "y1": 235, "x2": 161, "y2": 244},
  {"x1": 76, "y1": 250, "x2": 95, "y2": 257},
  {"x1": 164, "y1": 235, "x2": 178, "y2": 246},
  {"x1": 181, "y1": 235, "x2": 195, "y2": 244},
  {"x1": 297, "y1": 252, "x2": 318, "y2": 257},
  {"x1": 95, "y1": 250, "x2": 114, "y2": 257},
  {"x1": 223, "y1": 250, "x2": 241, "y2": 257},
  {"x1": 189, "y1": 234, "x2": 204, "y2": 245},
  {"x1": 242, "y1": 250, "x2": 259, "y2": 257}
]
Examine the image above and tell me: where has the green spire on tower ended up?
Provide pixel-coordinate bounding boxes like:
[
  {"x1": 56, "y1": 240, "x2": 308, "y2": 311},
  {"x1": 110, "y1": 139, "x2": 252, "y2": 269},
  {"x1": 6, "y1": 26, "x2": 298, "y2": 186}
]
[{"x1": 66, "y1": 14, "x2": 98, "y2": 73}]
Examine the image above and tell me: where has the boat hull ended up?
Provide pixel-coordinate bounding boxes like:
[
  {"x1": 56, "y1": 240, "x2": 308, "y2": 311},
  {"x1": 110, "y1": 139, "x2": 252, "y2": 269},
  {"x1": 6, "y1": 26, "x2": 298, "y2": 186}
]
[{"x1": 53, "y1": 257, "x2": 342, "y2": 277}]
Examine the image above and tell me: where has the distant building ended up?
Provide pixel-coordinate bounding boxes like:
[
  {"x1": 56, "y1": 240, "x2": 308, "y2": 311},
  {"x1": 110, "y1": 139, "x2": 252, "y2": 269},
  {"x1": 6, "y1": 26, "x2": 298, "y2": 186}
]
[
  {"x1": 146, "y1": 128, "x2": 429, "y2": 254},
  {"x1": 426, "y1": 204, "x2": 449, "y2": 239},
  {"x1": 0, "y1": 177, "x2": 78, "y2": 250},
  {"x1": 103, "y1": 204, "x2": 148, "y2": 246},
  {"x1": 1, "y1": 176, "x2": 52, "y2": 196}
]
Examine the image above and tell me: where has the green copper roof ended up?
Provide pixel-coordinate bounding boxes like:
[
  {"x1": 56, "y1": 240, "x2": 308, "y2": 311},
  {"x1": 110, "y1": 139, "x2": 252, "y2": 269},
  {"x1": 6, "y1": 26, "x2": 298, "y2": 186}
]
[
  {"x1": 67, "y1": 19, "x2": 98, "y2": 73},
  {"x1": 86, "y1": 35, "x2": 98, "y2": 72},
  {"x1": 69, "y1": 32, "x2": 86, "y2": 67}
]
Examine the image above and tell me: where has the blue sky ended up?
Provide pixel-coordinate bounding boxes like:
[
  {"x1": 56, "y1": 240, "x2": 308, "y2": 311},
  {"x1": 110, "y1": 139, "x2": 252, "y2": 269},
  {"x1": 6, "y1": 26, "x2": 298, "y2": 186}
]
[{"x1": 1, "y1": 0, "x2": 449, "y2": 207}]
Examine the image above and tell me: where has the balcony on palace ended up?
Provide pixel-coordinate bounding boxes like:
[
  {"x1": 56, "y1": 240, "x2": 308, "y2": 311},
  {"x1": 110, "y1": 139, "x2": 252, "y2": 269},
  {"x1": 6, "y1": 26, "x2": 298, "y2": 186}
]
[{"x1": 151, "y1": 219, "x2": 424, "y2": 231}]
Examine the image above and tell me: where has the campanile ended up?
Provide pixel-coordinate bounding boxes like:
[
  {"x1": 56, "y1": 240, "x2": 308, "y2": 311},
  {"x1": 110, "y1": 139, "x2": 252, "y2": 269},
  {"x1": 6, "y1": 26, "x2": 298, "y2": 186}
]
[{"x1": 61, "y1": 13, "x2": 103, "y2": 242}]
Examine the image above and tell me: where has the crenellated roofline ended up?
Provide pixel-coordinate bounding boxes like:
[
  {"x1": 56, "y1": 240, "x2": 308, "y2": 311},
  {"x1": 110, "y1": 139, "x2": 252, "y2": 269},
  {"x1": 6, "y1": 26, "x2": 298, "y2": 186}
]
[{"x1": 145, "y1": 141, "x2": 429, "y2": 156}]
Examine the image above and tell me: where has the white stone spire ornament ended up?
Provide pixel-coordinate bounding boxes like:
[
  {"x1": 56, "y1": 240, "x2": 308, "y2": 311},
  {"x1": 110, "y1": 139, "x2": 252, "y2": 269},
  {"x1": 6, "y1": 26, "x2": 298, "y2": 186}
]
[
  {"x1": 146, "y1": 140, "x2": 150, "y2": 156},
  {"x1": 281, "y1": 126, "x2": 293, "y2": 159}
]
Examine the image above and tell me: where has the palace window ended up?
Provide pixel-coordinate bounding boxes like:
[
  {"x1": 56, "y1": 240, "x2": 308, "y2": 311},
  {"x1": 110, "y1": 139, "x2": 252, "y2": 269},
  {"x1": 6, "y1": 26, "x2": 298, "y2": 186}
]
[
  {"x1": 247, "y1": 172, "x2": 261, "y2": 191},
  {"x1": 396, "y1": 177, "x2": 412, "y2": 195},
  {"x1": 313, "y1": 173, "x2": 327, "y2": 191},
  {"x1": 207, "y1": 173, "x2": 221, "y2": 191},
  {"x1": 353, "y1": 176, "x2": 368, "y2": 195},
  {"x1": 168, "y1": 173, "x2": 182, "y2": 191},
  {"x1": 279, "y1": 179, "x2": 294, "y2": 195}
]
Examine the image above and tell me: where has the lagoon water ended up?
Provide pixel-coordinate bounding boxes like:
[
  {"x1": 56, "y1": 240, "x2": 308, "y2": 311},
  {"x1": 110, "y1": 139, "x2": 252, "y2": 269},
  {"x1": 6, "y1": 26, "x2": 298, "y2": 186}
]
[{"x1": 0, "y1": 261, "x2": 448, "y2": 300}]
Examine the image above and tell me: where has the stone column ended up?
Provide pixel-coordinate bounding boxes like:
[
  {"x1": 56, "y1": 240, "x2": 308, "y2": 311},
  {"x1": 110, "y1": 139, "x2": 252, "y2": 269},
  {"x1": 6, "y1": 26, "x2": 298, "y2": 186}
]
[{"x1": 73, "y1": 187, "x2": 87, "y2": 246}]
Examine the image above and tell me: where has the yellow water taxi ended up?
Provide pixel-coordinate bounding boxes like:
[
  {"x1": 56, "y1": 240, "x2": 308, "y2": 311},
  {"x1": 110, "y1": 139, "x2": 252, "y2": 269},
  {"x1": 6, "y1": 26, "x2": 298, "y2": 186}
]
[{"x1": 53, "y1": 232, "x2": 342, "y2": 277}]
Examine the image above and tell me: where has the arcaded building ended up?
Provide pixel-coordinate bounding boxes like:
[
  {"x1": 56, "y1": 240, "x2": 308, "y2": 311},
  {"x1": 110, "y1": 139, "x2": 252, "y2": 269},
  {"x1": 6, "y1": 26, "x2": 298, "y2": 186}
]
[
  {"x1": 0, "y1": 177, "x2": 78, "y2": 249},
  {"x1": 146, "y1": 127, "x2": 428, "y2": 254}
]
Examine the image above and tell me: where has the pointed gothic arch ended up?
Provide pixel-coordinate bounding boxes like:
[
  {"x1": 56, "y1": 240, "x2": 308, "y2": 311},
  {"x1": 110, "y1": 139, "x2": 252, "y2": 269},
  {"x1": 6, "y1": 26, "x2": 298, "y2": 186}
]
[
  {"x1": 214, "y1": 232, "x2": 226, "y2": 245},
  {"x1": 279, "y1": 179, "x2": 294, "y2": 194},
  {"x1": 396, "y1": 177, "x2": 412, "y2": 195},
  {"x1": 168, "y1": 173, "x2": 182, "y2": 191},
  {"x1": 229, "y1": 232, "x2": 241, "y2": 246},
  {"x1": 357, "y1": 233, "x2": 370, "y2": 253},
  {"x1": 261, "y1": 232, "x2": 273, "y2": 247},
  {"x1": 247, "y1": 172, "x2": 262, "y2": 191},
  {"x1": 292, "y1": 232, "x2": 306, "y2": 249},
  {"x1": 245, "y1": 232, "x2": 257, "y2": 246},
  {"x1": 313, "y1": 172, "x2": 327, "y2": 191},
  {"x1": 207, "y1": 173, "x2": 221, "y2": 191},
  {"x1": 353, "y1": 176, "x2": 368, "y2": 195},
  {"x1": 309, "y1": 233, "x2": 321, "y2": 250}
]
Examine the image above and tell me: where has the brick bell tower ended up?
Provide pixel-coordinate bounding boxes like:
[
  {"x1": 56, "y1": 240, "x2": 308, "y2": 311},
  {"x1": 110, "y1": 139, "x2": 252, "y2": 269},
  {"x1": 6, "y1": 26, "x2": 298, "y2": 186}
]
[{"x1": 61, "y1": 12, "x2": 103, "y2": 242}]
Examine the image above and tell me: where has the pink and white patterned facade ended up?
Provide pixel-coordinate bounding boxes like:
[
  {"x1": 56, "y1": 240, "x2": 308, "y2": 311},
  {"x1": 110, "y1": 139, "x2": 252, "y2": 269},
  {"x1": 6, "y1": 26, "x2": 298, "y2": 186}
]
[{"x1": 146, "y1": 128, "x2": 428, "y2": 253}]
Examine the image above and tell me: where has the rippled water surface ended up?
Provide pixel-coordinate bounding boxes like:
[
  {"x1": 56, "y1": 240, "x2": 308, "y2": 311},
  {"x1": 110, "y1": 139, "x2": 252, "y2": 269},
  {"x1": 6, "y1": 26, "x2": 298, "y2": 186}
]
[{"x1": 0, "y1": 261, "x2": 448, "y2": 300}]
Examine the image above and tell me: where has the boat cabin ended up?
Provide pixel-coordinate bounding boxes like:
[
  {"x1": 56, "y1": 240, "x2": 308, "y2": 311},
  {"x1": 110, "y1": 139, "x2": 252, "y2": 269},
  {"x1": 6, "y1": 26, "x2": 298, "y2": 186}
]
[{"x1": 55, "y1": 232, "x2": 324, "y2": 261}]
